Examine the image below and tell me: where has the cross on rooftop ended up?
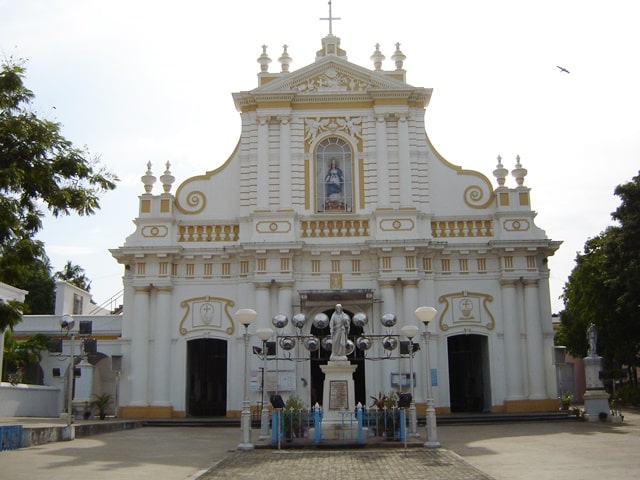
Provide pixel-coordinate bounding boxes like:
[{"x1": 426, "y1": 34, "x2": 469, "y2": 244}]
[{"x1": 320, "y1": 0, "x2": 341, "y2": 35}]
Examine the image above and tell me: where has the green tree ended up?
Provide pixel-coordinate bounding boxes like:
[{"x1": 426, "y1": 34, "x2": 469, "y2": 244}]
[
  {"x1": 55, "y1": 260, "x2": 91, "y2": 292},
  {"x1": 557, "y1": 172, "x2": 640, "y2": 383},
  {"x1": 2, "y1": 331, "x2": 50, "y2": 384},
  {"x1": 555, "y1": 233, "x2": 614, "y2": 357},
  {"x1": 0, "y1": 59, "x2": 117, "y2": 330}
]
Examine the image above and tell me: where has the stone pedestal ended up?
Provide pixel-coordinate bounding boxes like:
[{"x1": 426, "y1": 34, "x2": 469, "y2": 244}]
[
  {"x1": 72, "y1": 359, "x2": 94, "y2": 418},
  {"x1": 583, "y1": 355, "x2": 610, "y2": 421},
  {"x1": 320, "y1": 360, "x2": 357, "y2": 438}
]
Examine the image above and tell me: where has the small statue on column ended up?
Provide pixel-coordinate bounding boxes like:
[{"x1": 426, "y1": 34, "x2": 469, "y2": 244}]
[{"x1": 587, "y1": 322, "x2": 598, "y2": 357}]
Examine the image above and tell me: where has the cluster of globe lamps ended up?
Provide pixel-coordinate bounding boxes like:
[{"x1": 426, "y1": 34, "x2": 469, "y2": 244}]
[{"x1": 235, "y1": 306, "x2": 438, "y2": 450}]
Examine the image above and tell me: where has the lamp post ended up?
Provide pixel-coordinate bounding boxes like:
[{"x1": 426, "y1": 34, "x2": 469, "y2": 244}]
[
  {"x1": 61, "y1": 314, "x2": 75, "y2": 438},
  {"x1": 256, "y1": 327, "x2": 274, "y2": 440},
  {"x1": 401, "y1": 324, "x2": 420, "y2": 438},
  {"x1": 236, "y1": 308, "x2": 257, "y2": 451},
  {"x1": 414, "y1": 306, "x2": 440, "y2": 448}
]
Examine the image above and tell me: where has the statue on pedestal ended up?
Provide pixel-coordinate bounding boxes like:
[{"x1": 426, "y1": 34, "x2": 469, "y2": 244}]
[
  {"x1": 330, "y1": 304, "x2": 350, "y2": 360},
  {"x1": 587, "y1": 322, "x2": 598, "y2": 357}
]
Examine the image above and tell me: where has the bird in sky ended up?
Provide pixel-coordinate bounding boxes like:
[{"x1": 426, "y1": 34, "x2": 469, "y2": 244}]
[{"x1": 557, "y1": 66, "x2": 570, "y2": 74}]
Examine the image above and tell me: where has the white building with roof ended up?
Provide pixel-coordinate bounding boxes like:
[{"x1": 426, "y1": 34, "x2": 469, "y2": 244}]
[
  {"x1": 106, "y1": 28, "x2": 561, "y2": 419},
  {"x1": 12, "y1": 27, "x2": 561, "y2": 420}
]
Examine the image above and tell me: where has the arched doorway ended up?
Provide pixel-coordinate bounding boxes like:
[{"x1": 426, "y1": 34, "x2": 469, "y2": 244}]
[
  {"x1": 447, "y1": 334, "x2": 491, "y2": 412},
  {"x1": 186, "y1": 338, "x2": 227, "y2": 416},
  {"x1": 309, "y1": 307, "x2": 366, "y2": 408}
]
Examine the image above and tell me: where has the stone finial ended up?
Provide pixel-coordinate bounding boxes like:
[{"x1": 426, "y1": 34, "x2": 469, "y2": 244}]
[
  {"x1": 493, "y1": 155, "x2": 509, "y2": 187},
  {"x1": 160, "y1": 161, "x2": 175, "y2": 193},
  {"x1": 278, "y1": 45, "x2": 292, "y2": 73},
  {"x1": 511, "y1": 155, "x2": 528, "y2": 186},
  {"x1": 141, "y1": 161, "x2": 156, "y2": 193},
  {"x1": 370, "y1": 43, "x2": 385, "y2": 71},
  {"x1": 391, "y1": 42, "x2": 406, "y2": 70},
  {"x1": 257, "y1": 45, "x2": 272, "y2": 73}
]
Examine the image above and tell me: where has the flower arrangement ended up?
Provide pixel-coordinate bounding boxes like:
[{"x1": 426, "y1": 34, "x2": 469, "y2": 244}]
[{"x1": 559, "y1": 392, "x2": 573, "y2": 411}]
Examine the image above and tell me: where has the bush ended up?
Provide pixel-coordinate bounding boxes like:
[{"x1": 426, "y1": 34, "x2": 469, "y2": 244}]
[{"x1": 615, "y1": 385, "x2": 640, "y2": 405}]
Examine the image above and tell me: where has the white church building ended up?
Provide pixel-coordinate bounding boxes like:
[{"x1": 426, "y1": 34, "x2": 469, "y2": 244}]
[
  {"x1": 106, "y1": 28, "x2": 562, "y2": 419},
  {"x1": 11, "y1": 27, "x2": 561, "y2": 420}
]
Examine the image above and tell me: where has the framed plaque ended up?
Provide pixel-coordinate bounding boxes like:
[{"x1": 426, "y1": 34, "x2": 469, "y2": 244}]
[{"x1": 329, "y1": 380, "x2": 348, "y2": 410}]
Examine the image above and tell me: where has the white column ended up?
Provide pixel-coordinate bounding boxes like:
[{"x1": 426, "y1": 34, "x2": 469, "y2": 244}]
[
  {"x1": 501, "y1": 280, "x2": 525, "y2": 400},
  {"x1": 131, "y1": 286, "x2": 150, "y2": 406},
  {"x1": 402, "y1": 280, "x2": 419, "y2": 326},
  {"x1": 524, "y1": 280, "x2": 546, "y2": 399},
  {"x1": 257, "y1": 116, "x2": 269, "y2": 209},
  {"x1": 279, "y1": 116, "x2": 292, "y2": 210},
  {"x1": 254, "y1": 282, "x2": 271, "y2": 329},
  {"x1": 375, "y1": 114, "x2": 390, "y2": 207},
  {"x1": 402, "y1": 280, "x2": 419, "y2": 398},
  {"x1": 277, "y1": 282, "x2": 293, "y2": 321},
  {"x1": 417, "y1": 275, "x2": 438, "y2": 407},
  {"x1": 379, "y1": 280, "x2": 396, "y2": 391},
  {"x1": 151, "y1": 286, "x2": 172, "y2": 406},
  {"x1": 397, "y1": 113, "x2": 412, "y2": 206}
]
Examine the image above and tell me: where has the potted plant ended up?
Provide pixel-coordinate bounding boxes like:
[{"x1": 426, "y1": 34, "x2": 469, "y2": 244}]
[
  {"x1": 90, "y1": 393, "x2": 113, "y2": 420},
  {"x1": 369, "y1": 391, "x2": 399, "y2": 438},
  {"x1": 282, "y1": 395, "x2": 306, "y2": 440},
  {"x1": 559, "y1": 392, "x2": 572, "y2": 411}
]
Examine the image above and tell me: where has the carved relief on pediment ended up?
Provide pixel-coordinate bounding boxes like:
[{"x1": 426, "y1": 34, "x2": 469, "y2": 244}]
[
  {"x1": 291, "y1": 67, "x2": 371, "y2": 93},
  {"x1": 304, "y1": 116, "x2": 362, "y2": 143}
]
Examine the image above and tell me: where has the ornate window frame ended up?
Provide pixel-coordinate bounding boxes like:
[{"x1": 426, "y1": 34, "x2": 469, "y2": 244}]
[{"x1": 315, "y1": 137, "x2": 354, "y2": 213}]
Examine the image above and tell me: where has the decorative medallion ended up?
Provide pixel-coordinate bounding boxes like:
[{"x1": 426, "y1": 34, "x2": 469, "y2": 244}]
[
  {"x1": 179, "y1": 296, "x2": 235, "y2": 335},
  {"x1": 503, "y1": 219, "x2": 530, "y2": 231},
  {"x1": 141, "y1": 225, "x2": 168, "y2": 238},
  {"x1": 256, "y1": 220, "x2": 292, "y2": 234},
  {"x1": 330, "y1": 274, "x2": 343, "y2": 289},
  {"x1": 379, "y1": 218, "x2": 415, "y2": 232},
  {"x1": 438, "y1": 290, "x2": 495, "y2": 331}
]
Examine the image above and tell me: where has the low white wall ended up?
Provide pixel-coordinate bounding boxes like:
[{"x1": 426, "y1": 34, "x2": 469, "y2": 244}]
[{"x1": 0, "y1": 382, "x2": 61, "y2": 417}]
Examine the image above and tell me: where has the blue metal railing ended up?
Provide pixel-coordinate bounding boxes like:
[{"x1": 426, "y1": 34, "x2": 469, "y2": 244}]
[
  {"x1": 0, "y1": 425, "x2": 23, "y2": 451},
  {"x1": 362, "y1": 407, "x2": 406, "y2": 441},
  {"x1": 270, "y1": 404, "x2": 407, "y2": 445},
  {"x1": 272, "y1": 407, "x2": 319, "y2": 444}
]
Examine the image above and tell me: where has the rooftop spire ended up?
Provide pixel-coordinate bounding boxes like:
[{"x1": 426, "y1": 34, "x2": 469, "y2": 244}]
[{"x1": 320, "y1": 0, "x2": 341, "y2": 35}]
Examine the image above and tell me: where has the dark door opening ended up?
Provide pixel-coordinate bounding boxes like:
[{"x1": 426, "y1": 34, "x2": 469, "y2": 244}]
[
  {"x1": 447, "y1": 334, "x2": 490, "y2": 413},
  {"x1": 186, "y1": 338, "x2": 227, "y2": 416},
  {"x1": 309, "y1": 308, "x2": 366, "y2": 408}
]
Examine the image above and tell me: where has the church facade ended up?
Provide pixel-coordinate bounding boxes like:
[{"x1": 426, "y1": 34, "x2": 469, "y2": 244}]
[{"x1": 110, "y1": 32, "x2": 561, "y2": 418}]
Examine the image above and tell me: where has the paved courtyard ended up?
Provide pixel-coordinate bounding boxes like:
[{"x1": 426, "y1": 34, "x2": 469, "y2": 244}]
[{"x1": 1, "y1": 408, "x2": 639, "y2": 480}]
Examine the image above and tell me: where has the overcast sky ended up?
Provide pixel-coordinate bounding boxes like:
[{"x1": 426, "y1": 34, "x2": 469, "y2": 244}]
[{"x1": 2, "y1": 0, "x2": 639, "y2": 314}]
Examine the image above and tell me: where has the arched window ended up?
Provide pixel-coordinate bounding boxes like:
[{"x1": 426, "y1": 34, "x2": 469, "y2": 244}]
[{"x1": 315, "y1": 137, "x2": 353, "y2": 213}]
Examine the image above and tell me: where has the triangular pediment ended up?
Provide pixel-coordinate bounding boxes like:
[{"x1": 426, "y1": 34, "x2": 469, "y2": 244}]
[{"x1": 253, "y1": 56, "x2": 413, "y2": 95}]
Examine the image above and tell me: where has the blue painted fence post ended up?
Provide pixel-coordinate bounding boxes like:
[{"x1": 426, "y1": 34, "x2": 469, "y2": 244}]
[{"x1": 314, "y1": 403, "x2": 322, "y2": 444}]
